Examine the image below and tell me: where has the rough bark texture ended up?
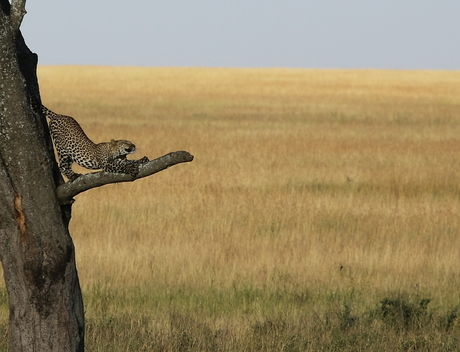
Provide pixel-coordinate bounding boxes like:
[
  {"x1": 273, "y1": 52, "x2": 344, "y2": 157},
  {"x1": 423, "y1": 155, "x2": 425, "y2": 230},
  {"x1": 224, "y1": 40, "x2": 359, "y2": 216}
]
[{"x1": 1, "y1": 1, "x2": 84, "y2": 350}]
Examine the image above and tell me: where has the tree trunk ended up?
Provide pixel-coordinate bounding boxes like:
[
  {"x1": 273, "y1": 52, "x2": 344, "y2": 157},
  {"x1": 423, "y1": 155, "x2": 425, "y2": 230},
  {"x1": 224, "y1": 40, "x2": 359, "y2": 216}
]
[
  {"x1": 0, "y1": 2, "x2": 84, "y2": 351},
  {"x1": 1, "y1": 2, "x2": 193, "y2": 350}
]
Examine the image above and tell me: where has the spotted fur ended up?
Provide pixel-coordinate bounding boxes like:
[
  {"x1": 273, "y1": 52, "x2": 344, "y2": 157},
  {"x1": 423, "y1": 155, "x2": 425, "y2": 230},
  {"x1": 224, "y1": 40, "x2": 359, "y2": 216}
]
[{"x1": 32, "y1": 99, "x2": 148, "y2": 181}]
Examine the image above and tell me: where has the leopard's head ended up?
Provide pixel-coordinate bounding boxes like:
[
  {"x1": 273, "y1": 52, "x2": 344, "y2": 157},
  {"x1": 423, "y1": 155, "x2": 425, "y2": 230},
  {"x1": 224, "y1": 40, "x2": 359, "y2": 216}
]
[{"x1": 110, "y1": 139, "x2": 136, "y2": 157}]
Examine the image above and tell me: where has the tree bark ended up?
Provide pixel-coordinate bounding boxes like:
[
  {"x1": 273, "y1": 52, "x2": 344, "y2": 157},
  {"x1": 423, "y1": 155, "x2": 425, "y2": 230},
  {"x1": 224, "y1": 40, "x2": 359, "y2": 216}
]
[{"x1": 1, "y1": 2, "x2": 85, "y2": 351}]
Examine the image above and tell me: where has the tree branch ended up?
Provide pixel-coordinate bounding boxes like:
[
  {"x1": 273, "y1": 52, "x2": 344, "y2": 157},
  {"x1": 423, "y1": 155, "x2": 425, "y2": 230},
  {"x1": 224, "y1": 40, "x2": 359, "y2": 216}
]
[
  {"x1": 10, "y1": 0, "x2": 26, "y2": 31},
  {"x1": 56, "y1": 151, "x2": 194, "y2": 204}
]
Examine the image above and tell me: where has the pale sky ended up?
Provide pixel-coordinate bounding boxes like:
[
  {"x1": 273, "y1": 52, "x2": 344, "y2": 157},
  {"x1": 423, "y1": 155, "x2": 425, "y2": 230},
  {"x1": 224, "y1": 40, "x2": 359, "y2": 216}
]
[{"x1": 20, "y1": 1, "x2": 460, "y2": 70}]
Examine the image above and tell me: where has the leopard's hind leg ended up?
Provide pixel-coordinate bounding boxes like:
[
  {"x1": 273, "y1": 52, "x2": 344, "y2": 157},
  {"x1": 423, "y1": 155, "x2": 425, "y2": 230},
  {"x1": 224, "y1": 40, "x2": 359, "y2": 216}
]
[{"x1": 58, "y1": 153, "x2": 81, "y2": 181}]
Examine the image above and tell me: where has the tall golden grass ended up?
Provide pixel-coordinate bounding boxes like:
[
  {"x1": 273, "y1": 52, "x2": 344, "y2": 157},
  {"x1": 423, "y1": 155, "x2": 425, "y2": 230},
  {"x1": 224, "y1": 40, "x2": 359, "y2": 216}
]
[{"x1": 1, "y1": 67, "x2": 460, "y2": 350}]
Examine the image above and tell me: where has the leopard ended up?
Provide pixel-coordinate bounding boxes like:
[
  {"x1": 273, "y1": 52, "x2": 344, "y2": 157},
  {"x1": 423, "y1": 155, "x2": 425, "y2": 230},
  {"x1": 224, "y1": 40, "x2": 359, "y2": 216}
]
[{"x1": 31, "y1": 97, "x2": 149, "y2": 182}]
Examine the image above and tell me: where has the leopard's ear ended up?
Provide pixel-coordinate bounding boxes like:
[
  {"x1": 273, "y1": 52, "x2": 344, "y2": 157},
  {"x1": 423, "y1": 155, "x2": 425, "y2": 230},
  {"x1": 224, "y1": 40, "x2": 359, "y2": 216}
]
[{"x1": 110, "y1": 139, "x2": 116, "y2": 144}]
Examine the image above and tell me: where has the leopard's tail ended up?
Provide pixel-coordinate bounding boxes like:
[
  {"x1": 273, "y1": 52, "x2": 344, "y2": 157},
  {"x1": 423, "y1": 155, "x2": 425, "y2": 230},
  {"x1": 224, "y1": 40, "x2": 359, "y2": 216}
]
[
  {"x1": 40, "y1": 104, "x2": 60, "y2": 120},
  {"x1": 29, "y1": 94, "x2": 59, "y2": 120}
]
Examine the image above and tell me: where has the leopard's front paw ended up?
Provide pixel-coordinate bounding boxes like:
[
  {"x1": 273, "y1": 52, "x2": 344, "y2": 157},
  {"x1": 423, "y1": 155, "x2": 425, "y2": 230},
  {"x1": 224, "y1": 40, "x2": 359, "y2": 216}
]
[
  {"x1": 128, "y1": 166, "x2": 140, "y2": 178},
  {"x1": 138, "y1": 156, "x2": 149, "y2": 164}
]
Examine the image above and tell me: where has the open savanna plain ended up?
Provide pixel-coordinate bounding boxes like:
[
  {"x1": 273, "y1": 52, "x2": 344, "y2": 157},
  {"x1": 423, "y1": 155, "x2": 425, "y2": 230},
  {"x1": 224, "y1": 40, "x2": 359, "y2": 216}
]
[{"x1": 1, "y1": 67, "x2": 460, "y2": 351}]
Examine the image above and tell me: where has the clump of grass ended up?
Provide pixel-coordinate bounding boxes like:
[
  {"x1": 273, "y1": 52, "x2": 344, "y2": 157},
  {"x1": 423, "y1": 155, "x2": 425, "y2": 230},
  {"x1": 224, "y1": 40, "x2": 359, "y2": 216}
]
[
  {"x1": 378, "y1": 293, "x2": 432, "y2": 332},
  {"x1": 439, "y1": 308, "x2": 458, "y2": 333}
]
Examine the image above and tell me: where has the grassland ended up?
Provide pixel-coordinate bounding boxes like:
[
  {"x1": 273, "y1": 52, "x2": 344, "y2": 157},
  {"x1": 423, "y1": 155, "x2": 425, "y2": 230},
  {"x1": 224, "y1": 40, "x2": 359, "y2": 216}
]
[{"x1": 1, "y1": 67, "x2": 460, "y2": 350}]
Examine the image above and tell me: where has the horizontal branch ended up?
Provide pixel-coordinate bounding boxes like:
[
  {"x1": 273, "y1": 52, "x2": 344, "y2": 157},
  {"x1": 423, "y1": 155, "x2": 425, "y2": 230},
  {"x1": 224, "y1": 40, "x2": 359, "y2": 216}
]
[{"x1": 56, "y1": 151, "x2": 194, "y2": 204}]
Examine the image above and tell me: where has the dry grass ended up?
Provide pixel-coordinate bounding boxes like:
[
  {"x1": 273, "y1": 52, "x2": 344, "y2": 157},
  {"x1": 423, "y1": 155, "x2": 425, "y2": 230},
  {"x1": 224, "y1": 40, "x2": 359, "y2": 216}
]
[{"x1": 1, "y1": 67, "x2": 460, "y2": 350}]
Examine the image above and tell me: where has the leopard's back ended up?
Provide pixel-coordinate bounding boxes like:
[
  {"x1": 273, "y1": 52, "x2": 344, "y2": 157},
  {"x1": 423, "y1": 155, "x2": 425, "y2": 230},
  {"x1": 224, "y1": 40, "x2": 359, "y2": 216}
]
[
  {"x1": 32, "y1": 99, "x2": 146, "y2": 181},
  {"x1": 46, "y1": 110, "x2": 138, "y2": 173},
  {"x1": 45, "y1": 107, "x2": 100, "y2": 170}
]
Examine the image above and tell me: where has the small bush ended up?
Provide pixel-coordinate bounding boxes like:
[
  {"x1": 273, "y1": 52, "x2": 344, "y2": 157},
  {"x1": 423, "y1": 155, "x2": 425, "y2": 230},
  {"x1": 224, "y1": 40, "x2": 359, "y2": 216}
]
[
  {"x1": 439, "y1": 308, "x2": 458, "y2": 333},
  {"x1": 379, "y1": 294, "x2": 432, "y2": 332}
]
